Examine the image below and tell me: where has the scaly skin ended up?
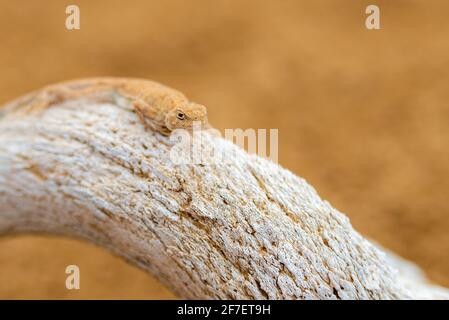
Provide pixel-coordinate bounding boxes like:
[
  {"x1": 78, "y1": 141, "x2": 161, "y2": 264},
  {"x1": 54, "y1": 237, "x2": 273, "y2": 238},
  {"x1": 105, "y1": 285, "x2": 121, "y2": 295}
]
[{"x1": 1, "y1": 77, "x2": 210, "y2": 136}]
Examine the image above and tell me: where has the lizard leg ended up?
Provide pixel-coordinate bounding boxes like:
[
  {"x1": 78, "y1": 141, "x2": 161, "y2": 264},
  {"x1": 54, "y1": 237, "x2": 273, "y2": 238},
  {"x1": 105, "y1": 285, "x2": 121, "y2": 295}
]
[
  {"x1": 132, "y1": 100, "x2": 170, "y2": 135},
  {"x1": 29, "y1": 84, "x2": 116, "y2": 114},
  {"x1": 24, "y1": 90, "x2": 54, "y2": 113},
  {"x1": 133, "y1": 100, "x2": 151, "y2": 128},
  {"x1": 24, "y1": 86, "x2": 85, "y2": 113}
]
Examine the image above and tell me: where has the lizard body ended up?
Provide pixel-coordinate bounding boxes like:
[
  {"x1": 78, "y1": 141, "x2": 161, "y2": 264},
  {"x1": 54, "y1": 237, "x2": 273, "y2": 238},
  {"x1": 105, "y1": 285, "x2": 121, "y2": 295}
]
[{"x1": 1, "y1": 77, "x2": 209, "y2": 136}]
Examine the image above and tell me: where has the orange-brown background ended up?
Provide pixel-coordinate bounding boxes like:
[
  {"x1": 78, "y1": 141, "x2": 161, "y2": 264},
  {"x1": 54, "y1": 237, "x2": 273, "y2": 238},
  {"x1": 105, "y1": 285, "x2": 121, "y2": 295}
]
[{"x1": 0, "y1": 1, "x2": 448, "y2": 299}]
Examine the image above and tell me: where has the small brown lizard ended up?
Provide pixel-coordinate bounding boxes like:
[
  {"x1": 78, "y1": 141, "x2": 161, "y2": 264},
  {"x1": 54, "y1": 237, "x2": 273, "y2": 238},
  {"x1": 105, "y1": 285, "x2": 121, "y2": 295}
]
[{"x1": 2, "y1": 77, "x2": 210, "y2": 136}]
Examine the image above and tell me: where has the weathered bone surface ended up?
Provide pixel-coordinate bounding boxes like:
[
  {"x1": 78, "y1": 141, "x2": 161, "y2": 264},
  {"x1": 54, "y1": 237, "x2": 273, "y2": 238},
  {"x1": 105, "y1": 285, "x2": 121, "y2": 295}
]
[{"x1": 0, "y1": 92, "x2": 447, "y2": 299}]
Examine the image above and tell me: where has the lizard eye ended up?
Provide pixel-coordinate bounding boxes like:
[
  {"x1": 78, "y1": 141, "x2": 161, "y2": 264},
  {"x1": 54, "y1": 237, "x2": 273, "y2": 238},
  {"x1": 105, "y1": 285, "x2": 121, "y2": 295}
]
[{"x1": 176, "y1": 112, "x2": 186, "y2": 120}]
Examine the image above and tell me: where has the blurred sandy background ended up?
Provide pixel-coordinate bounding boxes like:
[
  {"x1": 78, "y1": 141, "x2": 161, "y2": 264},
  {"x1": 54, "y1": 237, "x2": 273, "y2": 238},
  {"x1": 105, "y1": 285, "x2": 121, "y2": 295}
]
[{"x1": 0, "y1": 0, "x2": 448, "y2": 299}]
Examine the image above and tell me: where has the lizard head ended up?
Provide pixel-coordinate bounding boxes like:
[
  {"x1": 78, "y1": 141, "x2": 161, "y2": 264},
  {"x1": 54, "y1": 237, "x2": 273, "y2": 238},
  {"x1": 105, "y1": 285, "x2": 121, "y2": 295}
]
[{"x1": 165, "y1": 102, "x2": 208, "y2": 132}]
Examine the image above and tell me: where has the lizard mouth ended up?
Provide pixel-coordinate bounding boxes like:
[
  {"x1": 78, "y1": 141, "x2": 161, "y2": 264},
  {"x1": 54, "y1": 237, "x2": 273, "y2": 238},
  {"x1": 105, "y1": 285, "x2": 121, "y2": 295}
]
[{"x1": 160, "y1": 125, "x2": 171, "y2": 136}]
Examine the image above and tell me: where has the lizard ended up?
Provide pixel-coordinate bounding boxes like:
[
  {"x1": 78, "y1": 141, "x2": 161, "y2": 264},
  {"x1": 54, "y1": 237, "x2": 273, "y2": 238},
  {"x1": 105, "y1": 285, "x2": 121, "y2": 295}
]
[{"x1": 0, "y1": 77, "x2": 210, "y2": 136}]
